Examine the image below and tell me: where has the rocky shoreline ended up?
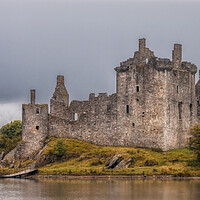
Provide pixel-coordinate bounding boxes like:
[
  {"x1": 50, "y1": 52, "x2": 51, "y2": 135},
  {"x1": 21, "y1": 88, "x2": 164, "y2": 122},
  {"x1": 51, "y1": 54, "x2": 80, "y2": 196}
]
[{"x1": 30, "y1": 174, "x2": 200, "y2": 180}]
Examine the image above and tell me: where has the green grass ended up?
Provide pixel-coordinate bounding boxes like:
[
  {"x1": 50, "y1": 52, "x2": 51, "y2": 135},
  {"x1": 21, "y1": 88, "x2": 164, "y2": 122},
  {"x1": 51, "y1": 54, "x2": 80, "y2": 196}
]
[{"x1": 37, "y1": 137, "x2": 200, "y2": 177}]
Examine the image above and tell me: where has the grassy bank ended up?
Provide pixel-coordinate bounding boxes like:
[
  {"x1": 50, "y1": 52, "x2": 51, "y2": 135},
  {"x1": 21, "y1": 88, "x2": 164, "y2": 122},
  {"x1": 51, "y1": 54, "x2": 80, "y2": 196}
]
[{"x1": 38, "y1": 138, "x2": 200, "y2": 177}]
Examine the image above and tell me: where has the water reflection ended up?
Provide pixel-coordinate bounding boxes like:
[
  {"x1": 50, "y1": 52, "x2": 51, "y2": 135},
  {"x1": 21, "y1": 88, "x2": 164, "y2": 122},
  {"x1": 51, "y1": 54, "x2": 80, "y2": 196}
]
[{"x1": 0, "y1": 178, "x2": 200, "y2": 200}]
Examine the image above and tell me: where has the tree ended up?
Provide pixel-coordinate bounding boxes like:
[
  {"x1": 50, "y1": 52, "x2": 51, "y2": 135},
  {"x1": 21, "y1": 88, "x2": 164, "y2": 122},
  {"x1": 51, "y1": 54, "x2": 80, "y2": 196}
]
[
  {"x1": 0, "y1": 120, "x2": 22, "y2": 154},
  {"x1": 189, "y1": 123, "x2": 200, "y2": 161},
  {"x1": 0, "y1": 120, "x2": 22, "y2": 138},
  {"x1": 52, "y1": 139, "x2": 67, "y2": 158}
]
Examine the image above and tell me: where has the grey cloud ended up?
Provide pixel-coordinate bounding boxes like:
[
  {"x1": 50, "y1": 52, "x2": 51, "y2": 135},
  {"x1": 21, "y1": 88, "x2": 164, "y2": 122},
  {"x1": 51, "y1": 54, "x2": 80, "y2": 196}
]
[{"x1": 0, "y1": 0, "x2": 200, "y2": 106}]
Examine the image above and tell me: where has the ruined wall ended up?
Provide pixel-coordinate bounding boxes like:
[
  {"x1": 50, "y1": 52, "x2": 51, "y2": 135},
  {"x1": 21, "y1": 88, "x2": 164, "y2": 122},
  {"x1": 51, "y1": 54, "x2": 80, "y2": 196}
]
[
  {"x1": 49, "y1": 92, "x2": 118, "y2": 146},
  {"x1": 21, "y1": 90, "x2": 48, "y2": 157},
  {"x1": 50, "y1": 75, "x2": 69, "y2": 118}
]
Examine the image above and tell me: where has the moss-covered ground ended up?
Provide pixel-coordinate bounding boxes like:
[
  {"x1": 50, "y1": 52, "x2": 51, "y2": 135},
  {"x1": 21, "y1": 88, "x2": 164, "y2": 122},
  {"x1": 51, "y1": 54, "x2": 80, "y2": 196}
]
[{"x1": 38, "y1": 138, "x2": 200, "y2": 177}]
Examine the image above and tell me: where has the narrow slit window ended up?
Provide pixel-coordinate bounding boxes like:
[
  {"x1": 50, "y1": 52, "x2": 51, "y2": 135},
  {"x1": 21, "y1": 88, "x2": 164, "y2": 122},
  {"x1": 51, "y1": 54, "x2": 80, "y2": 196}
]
[
  {"x1": 107, "y1": 105, "x2": 111, "y2": 112},
  {"x1": 136, "y1": 73, "x2": 139, "y2": 84},
  {"x1": 36, "y1": 108, "x2": 40, "y2": 114},
  {"x1": 126, "y1": 105, "x2": 129, "y2": 114},
  {"x1": 190, "y1": 104, "x2": 193, "y2": 116},
  {"x1": 36, "y1": 126, "x2": 39, "y2": 130},
  {"x1": 23, "y1": 108, "x2": 25, "y2": 114},
  {"x1": 132, "y1": 123, "x2": 135, "y2": 127},
  {"x1": 178, "y1": 102, "x2": 182, "y2": 119},
  {"x1": 146, "y1": 58, "x2": 148, "y2": 64},
  {"x1": 74, "y1": 113, "x2": 78, "y2": 120},
  {"x1": 177, "y1": 85, "x2": 179, "y2": 93},
  {"x1": 136, "y1": 86, "x2": 140, "y2": 92}
]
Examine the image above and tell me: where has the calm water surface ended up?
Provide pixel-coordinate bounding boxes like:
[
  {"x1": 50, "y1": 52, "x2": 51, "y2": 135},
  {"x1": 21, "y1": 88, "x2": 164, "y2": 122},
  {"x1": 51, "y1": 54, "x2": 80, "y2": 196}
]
[{"x1": 0, "y1": 178, "x2": 200, "y2": 200}]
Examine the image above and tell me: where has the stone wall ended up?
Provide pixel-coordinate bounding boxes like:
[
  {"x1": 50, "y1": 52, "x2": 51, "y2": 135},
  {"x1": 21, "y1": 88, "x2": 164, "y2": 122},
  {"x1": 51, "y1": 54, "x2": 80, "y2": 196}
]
[
  {"x1": 49, "y1": 92, "x2": 118, "y2": 146},
  {"x1": 21, "y1": 38, "x2": 199, "y2": 156}
]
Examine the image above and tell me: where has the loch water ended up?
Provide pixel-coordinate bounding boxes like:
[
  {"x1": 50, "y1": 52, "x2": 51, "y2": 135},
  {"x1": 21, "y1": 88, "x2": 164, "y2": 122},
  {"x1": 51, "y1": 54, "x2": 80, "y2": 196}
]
[{"x1": 0, "y1": 178, "x2": 200, "y2": 200}]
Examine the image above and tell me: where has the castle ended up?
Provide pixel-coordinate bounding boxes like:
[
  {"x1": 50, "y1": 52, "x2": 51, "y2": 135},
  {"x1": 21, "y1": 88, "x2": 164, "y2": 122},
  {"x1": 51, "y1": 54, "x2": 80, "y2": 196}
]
[{"x1": 21, "y1": 38, "x2": 200, "y2": 157}]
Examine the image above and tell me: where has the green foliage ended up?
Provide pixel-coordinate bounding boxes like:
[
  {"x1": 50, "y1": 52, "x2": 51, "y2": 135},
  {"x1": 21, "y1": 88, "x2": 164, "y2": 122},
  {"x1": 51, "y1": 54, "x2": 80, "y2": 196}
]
[
  {"x1": 1, "y1": 120, "x2": 22, "y2": 138},
  {"x1": 0, "y1": 120, "x2": 22, "y2": 154},
  {"x1": 51, "y1": 138, "x2": 67, "y2": 158},
  {"x1": 189, "y1": 123, "x2": 200, "y2": 161}
]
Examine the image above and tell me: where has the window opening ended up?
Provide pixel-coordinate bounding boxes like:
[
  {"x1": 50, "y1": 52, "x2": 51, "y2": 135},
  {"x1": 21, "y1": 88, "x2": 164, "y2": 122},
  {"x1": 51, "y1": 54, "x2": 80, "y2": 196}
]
[
  {"x1": 146, "y1": 58, "x2": 148, "y2": 64},
  {"x1": 23, "y1": 108, "x2": 25, "y2": 114},
  {"x1": 74, "y1": 113, "x2": 78, "y2": 120},
  {"x1": 177, "y1": 85, "x2": 179, "y2": 93},
  {"x1": 136, "y1": 98, "x2": 139, "y2": 102},
  {"x1": 178, "y1": 102, "x2": 182, "y2": 119},
  {"x1": 136, "y1": 86, "x2": 140, "y2": 92},
  {"x1": 36, "y1": 108, "x2": 40, "y2": 114},
  {"x1": 190, "y1": 104, "x2": 193, "y2": 116},
  {"x1": 136, "y1": 73, "x2": 139, "y2": 84},
  {"x1": 107, "y1": 105, "x2": 111, "y2": 112},
  {"x1": 164, "y1": 60, "x2": 170, "y2": 64},
  {"x1": 36, "y1": 126, "x2": 39, "y2": 130},
  {"x1": 142, "y1": 112, "x2": 145, "y2": 117},
  {"x1": 132, "y1": 123, "x2": 135, "y2": 127},
  {"x1": 126, "y1": 105, "x2": 129, "y2": 114}
]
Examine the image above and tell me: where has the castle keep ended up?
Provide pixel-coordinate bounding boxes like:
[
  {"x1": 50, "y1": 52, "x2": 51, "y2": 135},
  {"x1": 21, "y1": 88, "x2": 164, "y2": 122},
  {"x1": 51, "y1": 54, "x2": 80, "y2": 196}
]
[{"x1": 22, "y1": 38, "x2": 200, "y2": 156}]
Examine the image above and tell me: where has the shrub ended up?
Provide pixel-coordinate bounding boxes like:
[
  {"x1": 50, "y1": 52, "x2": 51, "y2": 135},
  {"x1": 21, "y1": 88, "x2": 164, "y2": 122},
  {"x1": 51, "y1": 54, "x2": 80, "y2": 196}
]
[
  {"x1": 52, "y1": 139, "x2": 67, "y2": 158},
  {"x1": 189, "y1": 123, "x2": 200, "y2": 161},
  {"x1": 144, "y1": 159, "x2": 158, "y2": 166}
]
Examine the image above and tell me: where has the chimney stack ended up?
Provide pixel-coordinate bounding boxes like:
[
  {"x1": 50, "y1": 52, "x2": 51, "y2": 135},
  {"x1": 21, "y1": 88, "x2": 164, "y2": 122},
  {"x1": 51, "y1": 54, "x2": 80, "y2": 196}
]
[
  {"x1": 57, "y1": 75, "x2": 64, "y2": 85},
  {"x1": 139, "y1": 38, "x2": 146, "y2": 52},
  {"x1": 30, "y1": 89, "x2": 36, "y2": 104},
  {"x1": 172, "y1": 44, "x2": 182, "y2": 65}
]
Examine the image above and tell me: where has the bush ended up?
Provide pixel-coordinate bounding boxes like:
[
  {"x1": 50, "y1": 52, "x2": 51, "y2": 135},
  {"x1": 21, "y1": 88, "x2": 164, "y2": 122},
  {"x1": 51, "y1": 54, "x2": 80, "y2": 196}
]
[
  {"x1": 144, "y1": 159, "x2": 158, "y2": 166},
  {"x1": 189, "y1": 123, "x2": 200, "y2": 161},
  {"x1": 51, "y1": 139, "x2": 67, "y2": 158}
]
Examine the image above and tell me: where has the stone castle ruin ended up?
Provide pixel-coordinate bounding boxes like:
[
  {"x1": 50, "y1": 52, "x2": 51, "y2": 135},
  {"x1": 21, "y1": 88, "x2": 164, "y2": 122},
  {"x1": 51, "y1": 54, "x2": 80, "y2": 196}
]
[{"x1": 18, "y1": 38, "x2": 200, "y2": 157}]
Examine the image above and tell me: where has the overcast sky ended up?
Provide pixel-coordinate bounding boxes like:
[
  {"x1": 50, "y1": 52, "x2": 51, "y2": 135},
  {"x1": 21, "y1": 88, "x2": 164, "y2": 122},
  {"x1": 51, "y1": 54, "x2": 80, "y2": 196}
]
[{"x1": 0, "y1": 0, "x2": 200, "y2": 126}]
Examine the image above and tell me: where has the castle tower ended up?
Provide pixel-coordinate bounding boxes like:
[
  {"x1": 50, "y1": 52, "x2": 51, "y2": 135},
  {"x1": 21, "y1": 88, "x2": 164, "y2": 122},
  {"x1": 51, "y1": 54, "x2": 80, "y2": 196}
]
[
  {"x1": 115, "y1": 38, "x2": 197, "y2": 150},
  {"x1": 50, "y1": 75, "x2": 69, "y2": 118},
  {"x1": 22, "y1": 90, "x2": 48, "y2": 157}
]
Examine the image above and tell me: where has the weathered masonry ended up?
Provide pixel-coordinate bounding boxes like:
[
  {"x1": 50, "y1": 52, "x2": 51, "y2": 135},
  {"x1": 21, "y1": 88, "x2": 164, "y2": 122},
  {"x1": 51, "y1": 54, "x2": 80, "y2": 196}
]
[{"x1": 21, "y1": 38, "x2": 200, "y2": 156}]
